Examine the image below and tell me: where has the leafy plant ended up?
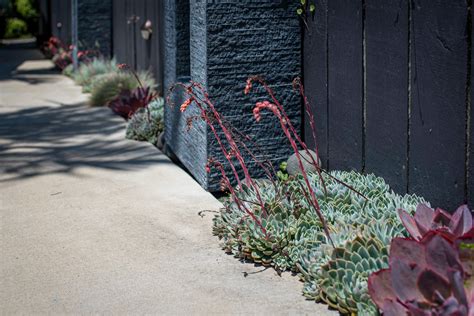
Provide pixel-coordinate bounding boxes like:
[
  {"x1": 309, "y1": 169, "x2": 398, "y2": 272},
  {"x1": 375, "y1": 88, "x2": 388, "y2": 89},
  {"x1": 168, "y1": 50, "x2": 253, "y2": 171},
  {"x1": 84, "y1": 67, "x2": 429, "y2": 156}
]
[
  {"x1": 42, "y1": 36, "x2": 62, "y2": 59},
  {"x1": 170, "y1": 75, "x2": 432, "y2": 314},
  {"x1": 213, "y1": 170, "x2": 426, "y2": 314},
  {"x1": 62, "y1": 64, "x2": 75, "y2": 78},
  {"x1": 126, "y1": 97, "x2": 164, "y2": 145},
  {"x1": 88, "y1": 71, "x2": 155, "y2": 107},
  {"x1": 108, "y1": 86, "x2": 156, "y2": 119},
  {"x1": 15, "y1": 0, "x2": 37, "y2": 19},
  {"x1": 73, "y1": 58, "x2": 118, "y2": 93},
  {"x1": 276, "y1": 161, "x2": 289, "y2": 182},
  {"x1": 368, "y1": 232, "x2": 473, "y2": 315},
  {"x1": 398, "y1": 204, "x2": 473, "y2": 242},
  {"x1": 4, "y1": 17, "x2": 27, "y2": 38},
  {"x1": 297, "y1": 0, "x2": 316, "y2": 30}
]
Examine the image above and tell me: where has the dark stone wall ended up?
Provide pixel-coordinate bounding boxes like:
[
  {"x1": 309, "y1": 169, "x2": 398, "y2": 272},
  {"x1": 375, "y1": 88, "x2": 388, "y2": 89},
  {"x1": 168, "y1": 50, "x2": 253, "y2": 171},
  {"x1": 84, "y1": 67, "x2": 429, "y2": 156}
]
[
  {"x1": 164, "y1": 0, "x2": 209, "y2": 187},
  {"x1": 78, "y1": 0, "x2": 112, "y2": 56},
  {"x1": 176, "y1": 0, "x2": 190, "y2": 78},
  {"x1": 164, "y1": 0, "x2": 301, "y2": 191}
]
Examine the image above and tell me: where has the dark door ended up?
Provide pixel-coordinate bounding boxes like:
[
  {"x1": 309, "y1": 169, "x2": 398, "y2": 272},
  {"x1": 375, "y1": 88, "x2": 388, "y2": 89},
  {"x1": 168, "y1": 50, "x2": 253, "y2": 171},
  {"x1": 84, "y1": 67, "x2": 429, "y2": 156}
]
[
  {"x1": 112, "y1": 0, "x2": 163, "y2": 92},
  {"x1": 50, "y1": 0, "x2": 71, "y2": 45}
]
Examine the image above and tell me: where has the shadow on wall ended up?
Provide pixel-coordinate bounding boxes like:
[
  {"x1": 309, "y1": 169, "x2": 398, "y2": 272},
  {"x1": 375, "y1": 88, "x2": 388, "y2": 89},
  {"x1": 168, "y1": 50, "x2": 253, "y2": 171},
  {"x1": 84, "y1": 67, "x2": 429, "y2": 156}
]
[{"x1": 0, "y1": 103, "x2": 171, "y2": 183}]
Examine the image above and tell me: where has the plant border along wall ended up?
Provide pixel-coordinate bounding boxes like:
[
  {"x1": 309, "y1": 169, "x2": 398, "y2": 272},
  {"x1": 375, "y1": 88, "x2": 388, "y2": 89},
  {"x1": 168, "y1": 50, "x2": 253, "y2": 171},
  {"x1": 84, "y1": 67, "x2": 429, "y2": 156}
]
[{"x1": 164, "y1": 0, "x2": 301, "y2": 191}]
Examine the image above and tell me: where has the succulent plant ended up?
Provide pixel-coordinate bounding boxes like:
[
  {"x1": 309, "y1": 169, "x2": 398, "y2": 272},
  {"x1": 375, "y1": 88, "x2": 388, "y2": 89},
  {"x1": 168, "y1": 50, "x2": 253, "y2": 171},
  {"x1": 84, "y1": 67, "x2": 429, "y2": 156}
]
[
  {"x1": 317, "y1": 236, "x2": 389, "y2": 315},
  {"x1": 108, "y1": 87, "x2": 156, "y2": 120},
  {"x1": 89, "y1": 71, "x2": 156, "y2": 107},
  {"x1": 73, "y1": 58, "x2": 119, "y2": 93},
  {"x1": 368, "y1": 232, "x2": 472, "y2": 316},
  {"x1": 213, "y1": 170, "x2": 428, "y2": 315},
  {"x1": 398, "y1": 203, "x2": 473, "y2": 242},
  {"x1": 126, "y1": 98, "x2": 164, "y2": 145}
]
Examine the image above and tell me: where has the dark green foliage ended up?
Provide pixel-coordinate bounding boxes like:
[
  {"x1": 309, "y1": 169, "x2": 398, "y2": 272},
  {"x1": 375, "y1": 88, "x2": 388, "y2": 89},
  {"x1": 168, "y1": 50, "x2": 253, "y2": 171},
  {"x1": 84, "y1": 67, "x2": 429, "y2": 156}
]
[{"x1": 4, "y1": 17, "x2": 27, "y2": 38}]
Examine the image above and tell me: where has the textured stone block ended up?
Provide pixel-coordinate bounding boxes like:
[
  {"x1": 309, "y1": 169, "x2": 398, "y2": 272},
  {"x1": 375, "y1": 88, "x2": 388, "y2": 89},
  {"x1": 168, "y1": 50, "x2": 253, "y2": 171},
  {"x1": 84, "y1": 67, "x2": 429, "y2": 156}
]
[
  {"x1": 164, "y1": 0, "x2": 301, "y2": 191},
  {"x1": 78, "y1": 0, "x2": 112, "y2": 56}
]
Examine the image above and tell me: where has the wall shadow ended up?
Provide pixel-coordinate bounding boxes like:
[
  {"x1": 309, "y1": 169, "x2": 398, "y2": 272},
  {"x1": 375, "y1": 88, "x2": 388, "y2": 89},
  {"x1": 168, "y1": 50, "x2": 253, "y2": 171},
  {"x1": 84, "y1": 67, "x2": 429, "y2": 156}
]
[{"x1": 0, "y1": 103, "x2": 171, "y2": 183}]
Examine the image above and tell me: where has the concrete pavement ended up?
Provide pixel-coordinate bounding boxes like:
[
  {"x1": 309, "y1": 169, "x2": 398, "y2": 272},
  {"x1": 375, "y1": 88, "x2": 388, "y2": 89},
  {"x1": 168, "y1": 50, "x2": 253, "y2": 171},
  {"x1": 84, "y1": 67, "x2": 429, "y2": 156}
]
[{"x1": 0, "y1": 46, "x2": 336, "y2": 315}]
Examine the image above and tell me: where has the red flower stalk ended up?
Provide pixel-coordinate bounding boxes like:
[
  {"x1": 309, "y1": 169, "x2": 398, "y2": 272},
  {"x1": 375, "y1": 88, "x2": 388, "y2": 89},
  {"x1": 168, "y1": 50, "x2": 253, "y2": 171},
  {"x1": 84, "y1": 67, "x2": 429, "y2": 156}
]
[
  {"x1": 169, "y1": 82, "x2": 270, "y2": 219},
  {"x1": 247, "y1": 76, "x2": 367, "y2": 201},
  {"x1": 117, "y1": 63, "x2": 144, "y2": 89},
  {"x1": 252, "y1": 98, "x2": 333, "y2": 245},
  {"x1": 207, "y1": 158, "x2": 268, "y2": 237}
]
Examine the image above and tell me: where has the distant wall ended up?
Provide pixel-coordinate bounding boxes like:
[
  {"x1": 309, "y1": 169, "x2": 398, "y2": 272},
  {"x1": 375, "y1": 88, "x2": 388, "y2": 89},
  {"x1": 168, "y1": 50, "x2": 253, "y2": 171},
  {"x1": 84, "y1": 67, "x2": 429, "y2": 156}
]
[{"x1": 77, "y1": 0, "x2": 112, "y2": 56}]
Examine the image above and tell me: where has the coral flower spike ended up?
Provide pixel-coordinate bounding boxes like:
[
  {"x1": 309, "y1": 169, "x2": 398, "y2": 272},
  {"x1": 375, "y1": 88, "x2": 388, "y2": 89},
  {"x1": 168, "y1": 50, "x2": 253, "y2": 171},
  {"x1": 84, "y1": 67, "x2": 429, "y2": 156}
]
[{"x1": 180, "y1": 98, "x2": 193, "y2": 112}]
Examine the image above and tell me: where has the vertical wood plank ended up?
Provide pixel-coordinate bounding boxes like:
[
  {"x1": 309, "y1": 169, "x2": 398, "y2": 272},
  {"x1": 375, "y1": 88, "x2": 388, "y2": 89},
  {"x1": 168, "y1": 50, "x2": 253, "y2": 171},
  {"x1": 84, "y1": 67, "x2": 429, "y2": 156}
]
[
  {"x1": 62, "y1": 0, "x2": 71, "y2": 45},
  {"x1": 365, "y1": 0, "x2": 409, "y2": 193},
  {"x1": 126, "y1": 0, "x2": 137, "y2": 69},
  {"x1": 134, "y1": 0, "x2": 148, "y2": 71},
  {"x1": 410, "y1": 0, "x2": 468, "y2": 209},
  {"x1": 146, "y1": 0, "x2": 163, "y2": 91},
  {"x1": 112, "y1": 0, "x2": 126, "y2": 63},
  {"x1": 327, "y1": 0, "x2": 363, "y2": 171},
  {"x1": 303, "y1": 0, "x2": 328, "y2": 168},
  {"x1": 469, "y1": 4, "x2": 473, "y2": 208}
]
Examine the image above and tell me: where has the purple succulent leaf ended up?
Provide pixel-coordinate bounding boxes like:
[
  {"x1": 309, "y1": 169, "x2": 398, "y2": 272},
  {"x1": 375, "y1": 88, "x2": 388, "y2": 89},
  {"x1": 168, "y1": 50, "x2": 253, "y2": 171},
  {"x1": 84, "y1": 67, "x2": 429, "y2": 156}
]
[
  {"x1": 417, "y1": 269, "x2": 452, "y2": 303},
  {"x1": 399, "y1": 209, "x2": 424, "y2": 240},
  {"x1": 389, "y1": 237, "x2": 426, "y2": 267},
  {"x1": 368, "y1": 268, "x2": 397, "y2": 308},
  {"x1": 405, "y1": 303, "x2": 433, "y2": 316},
  {"x1": 414, "y1": 204, "x2": 436, "y2": 235},
  {"x1": 391, "y1": 259, "x2": 425, "y2": 302},
  {"x1": 438, "y1": 296, "x2": 469, "y2": 316},
  {"x1": 423, "y1": 233, "x2": 464, "y2": 279},
  {"x1": 469, "y1": 289, "x2": 474, "y2": 316},
  {"x1": 381, "y1": 299, "x2": 409, "y2": 316},
  {"x1": 449, "y1": 270, "x2": 469, "y2": 308},
  {"x1": 450, "y1": 205, "x2": 473, "y2": 238},
  {"x1": 433, "y1": 208, "x2": 454, "y2": 227}
]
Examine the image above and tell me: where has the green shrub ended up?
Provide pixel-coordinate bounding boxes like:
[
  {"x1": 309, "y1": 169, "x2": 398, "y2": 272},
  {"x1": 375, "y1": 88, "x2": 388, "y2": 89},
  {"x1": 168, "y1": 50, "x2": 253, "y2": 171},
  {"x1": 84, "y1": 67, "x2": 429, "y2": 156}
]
[
  {"x1": 74, "y1": 58, "x2": 118, "y2": 93},
  {"x1": 15, "y1": 0, "x2": 37, "y2": 19},
  {"x1": 4, "y1": 17, "x2": 28, "y2": 39},
  {"x1": 126, "y1": 98, "x2": 164, "y2": 145}
]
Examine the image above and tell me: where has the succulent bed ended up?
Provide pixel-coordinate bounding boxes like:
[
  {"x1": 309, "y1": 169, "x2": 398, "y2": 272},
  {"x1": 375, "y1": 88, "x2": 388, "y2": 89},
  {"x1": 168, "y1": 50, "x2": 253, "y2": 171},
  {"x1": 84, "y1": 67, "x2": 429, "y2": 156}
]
[
  {"x1": 213, "y1": 171, "x2": 427, "y2": 315},
  {"x1": 172, "y1": 76, "x2": 474, "y2": 315}
]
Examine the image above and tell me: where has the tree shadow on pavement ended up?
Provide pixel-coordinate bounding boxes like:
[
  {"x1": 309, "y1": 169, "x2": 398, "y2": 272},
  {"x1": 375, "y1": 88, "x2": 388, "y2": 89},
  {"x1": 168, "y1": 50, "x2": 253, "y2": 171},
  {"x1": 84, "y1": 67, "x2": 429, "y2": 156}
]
[{"x1": 0, "y1": 103, "x2": 171, "y2": 183}]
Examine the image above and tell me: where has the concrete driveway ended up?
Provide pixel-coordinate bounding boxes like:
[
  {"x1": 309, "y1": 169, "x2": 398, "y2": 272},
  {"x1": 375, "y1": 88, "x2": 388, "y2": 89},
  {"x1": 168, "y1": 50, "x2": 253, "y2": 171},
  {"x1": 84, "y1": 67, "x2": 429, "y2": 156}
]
[{"x1": 0, "y1": 45, "x2": 336, "y2": 315}]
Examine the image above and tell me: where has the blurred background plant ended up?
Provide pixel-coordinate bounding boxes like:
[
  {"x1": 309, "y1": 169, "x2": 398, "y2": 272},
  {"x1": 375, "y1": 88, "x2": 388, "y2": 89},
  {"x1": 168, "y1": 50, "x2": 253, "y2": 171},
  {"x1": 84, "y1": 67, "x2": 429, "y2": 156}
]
[
  {"x1": 126, "y1": 97, "x2": 164, "y2": 146},
  {"x1": 1, "y1": 0, "x2": 38, "y2": 39},
  {"x1": 89, "y1": 70, "x2": 155, "y2": 107}
]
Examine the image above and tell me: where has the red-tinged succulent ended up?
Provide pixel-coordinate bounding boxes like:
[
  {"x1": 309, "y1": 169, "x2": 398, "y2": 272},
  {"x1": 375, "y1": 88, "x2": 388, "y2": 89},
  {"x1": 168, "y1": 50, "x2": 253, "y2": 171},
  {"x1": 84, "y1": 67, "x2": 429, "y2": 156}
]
[
  {"x1": 398, "y1": 204, "x2": 473, "y2": 242},
  {"x1": 368, "y1": 232, "x2": 473, "y2": 316},
  {"x1": 108, "y1": 87, "x2": 156, "y2": 120}
]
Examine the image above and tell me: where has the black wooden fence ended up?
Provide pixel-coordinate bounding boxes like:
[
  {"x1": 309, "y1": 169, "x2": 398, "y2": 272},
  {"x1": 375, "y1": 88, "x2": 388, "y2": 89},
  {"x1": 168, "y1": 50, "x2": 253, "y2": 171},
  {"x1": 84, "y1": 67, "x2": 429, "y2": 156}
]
[
  {"x1": 303, "y1": 0, "x2": 473, "y2": 210},
  {"x1": 112, "y1": 0, "x2": 163, "y2": 91},
  {"x1": 49, "y1": 0, "x2": 71, "y2": 45}
]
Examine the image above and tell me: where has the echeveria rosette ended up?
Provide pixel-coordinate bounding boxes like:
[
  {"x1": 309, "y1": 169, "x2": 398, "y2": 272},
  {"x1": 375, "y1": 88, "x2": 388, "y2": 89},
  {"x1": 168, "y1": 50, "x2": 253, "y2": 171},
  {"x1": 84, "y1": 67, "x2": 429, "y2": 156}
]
[
  {"x1": 368, "y1": 232, "x2": 473, "y2": 316},
  {"x1": 108, "y1": 86, "x2": 156, "y2": 120},
  {"x1": 398, "y1": 204, "x2": 473, "y2": 242}
]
